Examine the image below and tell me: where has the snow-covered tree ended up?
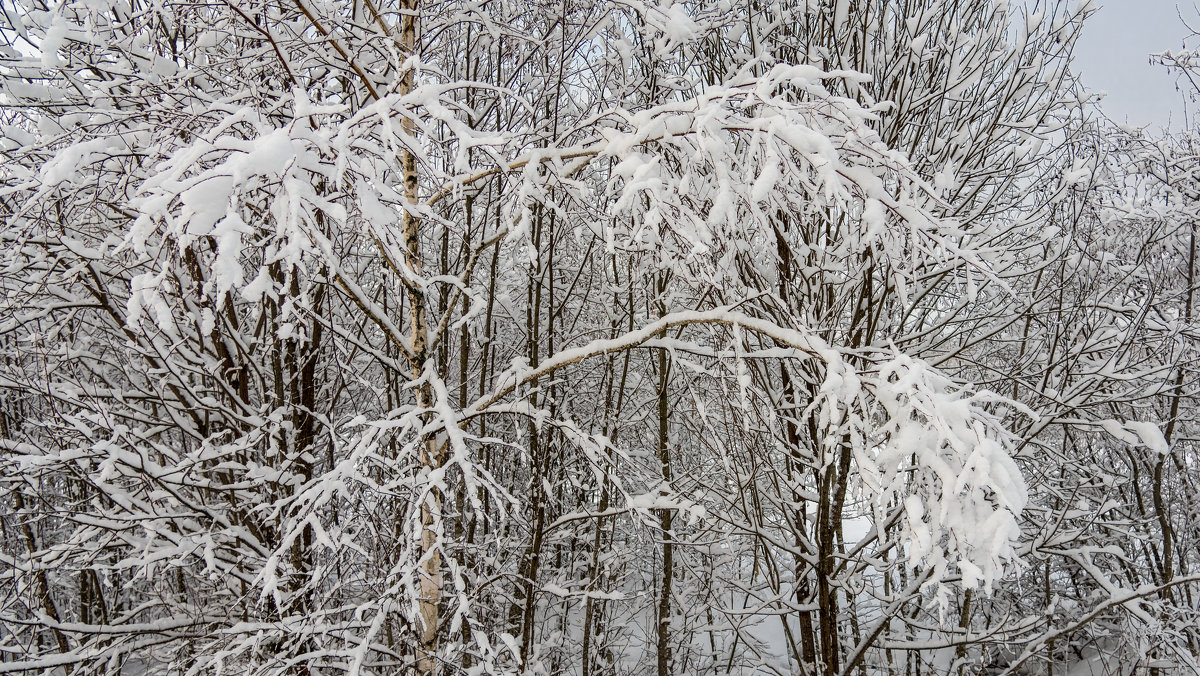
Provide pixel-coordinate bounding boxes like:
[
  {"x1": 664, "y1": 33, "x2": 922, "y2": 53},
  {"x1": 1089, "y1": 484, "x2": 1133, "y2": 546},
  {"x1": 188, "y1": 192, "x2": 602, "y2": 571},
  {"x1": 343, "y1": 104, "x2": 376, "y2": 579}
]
[{"x1": 2, "y1": 0, "x2": 1197, "y2": 675}]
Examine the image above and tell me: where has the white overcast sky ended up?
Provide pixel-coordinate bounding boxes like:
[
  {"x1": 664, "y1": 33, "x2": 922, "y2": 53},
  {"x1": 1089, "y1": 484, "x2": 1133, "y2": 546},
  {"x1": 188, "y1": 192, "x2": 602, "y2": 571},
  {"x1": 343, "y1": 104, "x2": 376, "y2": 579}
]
[{"x1": 1072, "y1": 0, "x2": 1196, "y2": 130}]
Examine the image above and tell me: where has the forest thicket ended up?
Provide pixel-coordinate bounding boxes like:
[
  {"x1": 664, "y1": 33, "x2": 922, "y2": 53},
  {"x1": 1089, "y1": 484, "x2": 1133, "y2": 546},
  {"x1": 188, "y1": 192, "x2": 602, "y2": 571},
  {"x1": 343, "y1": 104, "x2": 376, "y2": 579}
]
[{"x1": 2, "y1": 0, "x2": 1199, "y2": 674}]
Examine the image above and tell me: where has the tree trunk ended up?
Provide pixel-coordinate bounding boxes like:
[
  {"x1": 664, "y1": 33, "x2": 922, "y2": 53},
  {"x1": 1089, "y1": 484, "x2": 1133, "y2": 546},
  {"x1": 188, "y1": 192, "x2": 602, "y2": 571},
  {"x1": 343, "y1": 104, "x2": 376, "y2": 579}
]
[
  {"x1": 395, "y1": 1, "x2": 439, "y2": 672},
  {"x1": 656, "y1": 340, "x2": 673, "y2": 676}
]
